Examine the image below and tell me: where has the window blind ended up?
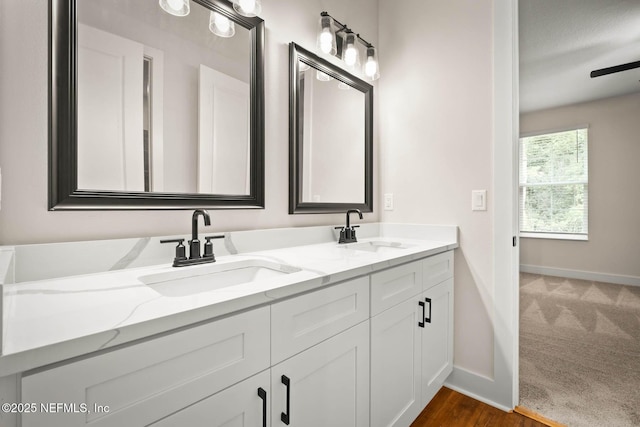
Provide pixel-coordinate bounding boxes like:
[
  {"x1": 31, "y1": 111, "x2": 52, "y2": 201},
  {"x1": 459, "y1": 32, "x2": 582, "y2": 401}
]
[{"x1": 519, "y1": 128, "x2": 588, "y2": 236}]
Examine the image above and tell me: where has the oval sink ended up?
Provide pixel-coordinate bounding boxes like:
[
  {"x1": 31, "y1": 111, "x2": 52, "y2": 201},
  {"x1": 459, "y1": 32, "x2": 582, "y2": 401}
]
[
  {"x1": 339, "y1": 241, "x2": 413, "y2": 253},
  {"x1": 139, "y1": 259, "x2": 302, "y2": 297}
]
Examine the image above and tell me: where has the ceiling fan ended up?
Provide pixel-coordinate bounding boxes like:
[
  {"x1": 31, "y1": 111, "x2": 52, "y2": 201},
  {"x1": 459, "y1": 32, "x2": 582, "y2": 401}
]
[{"x1": 590, "y1": 60, "x2": 640, "y2": 78}]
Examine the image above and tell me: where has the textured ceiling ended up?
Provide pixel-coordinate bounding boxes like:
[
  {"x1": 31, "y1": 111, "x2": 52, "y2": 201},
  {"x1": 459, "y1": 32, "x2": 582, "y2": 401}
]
[{"x1": 519, "y1": 0, "x2": 640, "y2": 113}]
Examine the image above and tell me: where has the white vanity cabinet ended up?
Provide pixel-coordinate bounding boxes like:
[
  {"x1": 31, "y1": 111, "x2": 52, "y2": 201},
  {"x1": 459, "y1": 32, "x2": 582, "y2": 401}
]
[
  {"x1": 270, "y1": 277, "x2": 370, "y2": 427},
  {"x1": 16, "y1": 249, "x2": 454, "y2": 427},
  {"x1": 370, "y1": 252, "x2": 454, "y2": 427},
  {"x1": 21, "y1": 306, "x2": 271, "y2": 427}
]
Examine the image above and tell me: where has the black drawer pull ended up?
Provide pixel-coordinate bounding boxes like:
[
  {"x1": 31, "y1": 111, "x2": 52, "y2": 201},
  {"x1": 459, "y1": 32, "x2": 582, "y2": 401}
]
[
  {"x1": 425, "y1": 297, "x2": 432, "y2": 323},
  {"x1": 418, "y1": 300, "x2": 425, "y2": 328},
  {"x1": 281, "y1": 375, "x2": 291, "y2": 425},
  {"x1": 258, "y1": 387, "x2": 267, "y2": 427}
]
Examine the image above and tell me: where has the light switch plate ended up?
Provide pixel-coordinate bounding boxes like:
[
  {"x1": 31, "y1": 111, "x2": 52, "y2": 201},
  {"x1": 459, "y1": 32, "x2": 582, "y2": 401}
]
[{"x1": 472, "y1": 190, "x2": 487, "y2": 211}]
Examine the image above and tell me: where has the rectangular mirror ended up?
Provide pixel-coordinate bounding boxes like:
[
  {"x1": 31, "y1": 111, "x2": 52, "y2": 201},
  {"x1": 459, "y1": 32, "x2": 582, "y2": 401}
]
[
  {"x1": 49, "y1": 0, "x2": 264, "y2": 209},
  {"x1": 288, "y1": 43, "x2": 373, "y2": 214}
]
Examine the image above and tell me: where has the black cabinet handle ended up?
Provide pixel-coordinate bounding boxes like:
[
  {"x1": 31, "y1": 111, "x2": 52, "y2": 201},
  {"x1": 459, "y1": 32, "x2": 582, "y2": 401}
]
[
  {"x1": 281, "y1": 375, "x2": 291, "y2": 425},
  {"x1": 257, "y1": 387, "x2": 267, "y2": 427},
  {"x1": 425, "y1": 297, "x2": 432, "y2": 323},
  {"x1": 418, "y1": 301, "x2": 425, "y2": 328}
]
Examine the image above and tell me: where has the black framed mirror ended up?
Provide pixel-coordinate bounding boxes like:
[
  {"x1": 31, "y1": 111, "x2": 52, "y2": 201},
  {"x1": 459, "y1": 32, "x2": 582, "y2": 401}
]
[
  {"x1": 288, "y1": 43, "x2": 373, "y2": 214},
  {"x1": 49, "y1": 0, "x2": 264, "y2": 210}
]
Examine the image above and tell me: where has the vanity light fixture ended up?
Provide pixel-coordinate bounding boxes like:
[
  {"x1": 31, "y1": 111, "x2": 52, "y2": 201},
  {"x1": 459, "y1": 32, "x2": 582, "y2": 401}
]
[
  {"x1": 209, "y1": 11, "x2": 236, "y2": 37},
  {"x1": 159, "y1": 0, "x2": 190, "y2": 16},
  {"x1": 232, "y1": 0, "x2": 262, "y2": 17},
  {"x1": 316, "y1": 12, "x2": 380, "y2": 81}
]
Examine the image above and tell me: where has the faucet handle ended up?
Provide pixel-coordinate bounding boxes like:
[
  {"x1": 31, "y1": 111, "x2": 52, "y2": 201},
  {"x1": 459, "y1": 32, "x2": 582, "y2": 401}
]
[
  {"x1": 160, "y1": 239, "x2": 187, "y2": 262},
  {"x1": 204, "y1": 235, "x2": 225, "y2": 241},
  {"x1": 203, "y1": 235, "x2": 224, "y2": 259},
  {"x1": 334, "y1": 226, "x2": 345, "y2": 230}
]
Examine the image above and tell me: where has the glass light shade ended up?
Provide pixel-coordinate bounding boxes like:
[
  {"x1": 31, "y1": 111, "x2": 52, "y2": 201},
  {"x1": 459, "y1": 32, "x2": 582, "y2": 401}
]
[
  {"x1": 209, "y1": 12, "x2": 236, "y2": 37},
  {"x1": 363, "y1": 46, "x2": 380, "y2": 81},
  {"x1": 337, "y1": 81, "x2": 351, "y2": 90},
  {"x1": 317, "y1": 15, "x2": 337, "y2": 56},
  {"x1": 316, "y1": 70, "x2": 332, "y2": 81},
  {"x1": 159, "y1": 0, "x2": 190, "y2": 16},
  {"x1": 342, "y1": 32, "x2": 360, "y2": 68},
  {"x1": 233, "y1": 0, "x2": 262, "y2": 17}
]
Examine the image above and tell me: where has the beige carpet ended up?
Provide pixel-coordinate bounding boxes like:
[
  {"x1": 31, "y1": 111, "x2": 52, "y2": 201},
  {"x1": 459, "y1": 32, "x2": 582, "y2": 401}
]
[{"x1": 519, "y1": 273, "x2": 640, "y2": 427}]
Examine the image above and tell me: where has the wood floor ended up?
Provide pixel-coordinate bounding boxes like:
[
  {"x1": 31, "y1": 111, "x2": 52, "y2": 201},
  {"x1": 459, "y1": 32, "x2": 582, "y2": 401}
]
[{"x1": 410, "y1": 387, "x2": 549, "y2": 427}]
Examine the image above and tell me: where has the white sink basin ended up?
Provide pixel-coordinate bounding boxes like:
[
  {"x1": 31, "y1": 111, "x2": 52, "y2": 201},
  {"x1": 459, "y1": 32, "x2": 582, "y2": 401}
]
[
  {"x1": 139, "y1": 259, "x2": 302, "y2": 297},
  {"x1": 339, "y1": 241, "x2": 413, "y2": 253}
]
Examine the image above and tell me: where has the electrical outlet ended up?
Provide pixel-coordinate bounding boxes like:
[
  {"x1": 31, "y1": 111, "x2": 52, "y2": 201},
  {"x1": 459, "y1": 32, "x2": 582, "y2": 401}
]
[{"x1": 384, "y1": 193, "x2": 394, "y2": 210}]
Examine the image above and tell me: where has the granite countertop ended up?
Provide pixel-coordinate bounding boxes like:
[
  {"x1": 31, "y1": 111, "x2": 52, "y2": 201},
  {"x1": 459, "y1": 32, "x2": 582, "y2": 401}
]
[{"x1": 1, "y1": 231, "x2": 457, "y2": 376}]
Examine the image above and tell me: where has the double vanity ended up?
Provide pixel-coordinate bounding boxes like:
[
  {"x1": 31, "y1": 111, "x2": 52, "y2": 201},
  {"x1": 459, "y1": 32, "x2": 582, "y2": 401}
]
[{"x1": 0, "y1": 222, "x2": 457, "y2": 427}]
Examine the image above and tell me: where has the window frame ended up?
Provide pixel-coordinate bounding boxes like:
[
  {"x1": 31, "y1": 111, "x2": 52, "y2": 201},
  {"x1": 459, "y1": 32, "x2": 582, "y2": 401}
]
[{"x1": 519, "y1": 125, "x2": 589, "y2": 241}]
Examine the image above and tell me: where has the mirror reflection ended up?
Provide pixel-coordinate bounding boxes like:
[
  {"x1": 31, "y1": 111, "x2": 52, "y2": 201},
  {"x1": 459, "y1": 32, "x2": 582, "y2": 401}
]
[
  {"x1": 298, "y1": 64, "x2": 365, "y2": 203},
  {"x1": 289, "y1": 43, "x2": 373, "y2": 214},
  {"x1": 77, "y1": 0, "x2": 251, "y2": 195}
]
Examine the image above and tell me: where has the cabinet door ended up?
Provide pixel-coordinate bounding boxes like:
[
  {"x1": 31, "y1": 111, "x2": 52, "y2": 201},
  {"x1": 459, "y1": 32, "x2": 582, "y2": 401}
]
[
  {"x1": 149, "y1": 370, "x2": 270, "y2": 427},
  {"x1": 271, "y1": 321, "x2": 369, "y2": 427},
  {"x1": 421, "y1": 278, "x2": 454, "y2": 406},
  {"x1": 371, "y1": 297, "x2": 422, "y2": 427}
]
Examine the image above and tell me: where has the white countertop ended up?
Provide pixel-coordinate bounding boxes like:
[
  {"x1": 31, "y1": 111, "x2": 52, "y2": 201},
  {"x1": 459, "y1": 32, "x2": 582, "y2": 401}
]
[{"x1": 1, "y1": 225, "x2": 457, "y2": 376}]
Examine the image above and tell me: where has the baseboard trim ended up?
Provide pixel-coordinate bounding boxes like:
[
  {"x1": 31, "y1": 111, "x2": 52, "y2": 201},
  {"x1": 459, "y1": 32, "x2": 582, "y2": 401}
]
[
  {"x1": 444, "y1": 366, "x2": 512, "y2": 412},
  {"x1": 520, "y1": 264, "x2": 640, "y2": 287},
  {"x1": 514, "y1": 406, "x2": 567, "y2": 427}
]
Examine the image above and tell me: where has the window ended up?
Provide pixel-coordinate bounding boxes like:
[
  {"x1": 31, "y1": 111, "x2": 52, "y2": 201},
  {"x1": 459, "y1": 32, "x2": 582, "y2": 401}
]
[{"x1": 519, "y1": 127, "x2": 588, "y2": 240}]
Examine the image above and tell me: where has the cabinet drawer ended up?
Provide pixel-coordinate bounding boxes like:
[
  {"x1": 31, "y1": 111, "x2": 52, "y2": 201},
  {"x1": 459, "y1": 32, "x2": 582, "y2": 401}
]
[
  {"x1": 423, "y1": 251, "x2": 453, "y2": 290},
  {"x1": 371, "y1": 260, "x2": 423, "y2": 316},
  {"x1": 21, "y1": 307, "x2": 270, "y2": 427},
  {"x1": 271, "y1": 277, "x2": 369, "y2": 364}
]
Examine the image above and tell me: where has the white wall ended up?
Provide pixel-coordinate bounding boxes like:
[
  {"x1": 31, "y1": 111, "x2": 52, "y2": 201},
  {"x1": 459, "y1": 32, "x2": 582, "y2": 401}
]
[
  {"x1": 379, "y1": 0, "x2": 518, "y2": 409},
  {"x1": 0, "y1": 0, "x2": 379, "y2": 245},
  {"x1": 520, "y1": 92, "x2": 640, "y2": 282}
]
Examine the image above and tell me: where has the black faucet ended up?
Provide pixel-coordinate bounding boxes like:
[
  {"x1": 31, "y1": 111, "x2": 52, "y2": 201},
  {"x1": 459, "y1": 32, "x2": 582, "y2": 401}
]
[
  {"x1": 161, "y1": 209, "x2": 224, "y2": 267},
  {"x1": 336, "y1": 209, "x2": 363, "y2": 244},
  {"x1": 190, "y1": 209, "x2": 211, "y2": 259}
]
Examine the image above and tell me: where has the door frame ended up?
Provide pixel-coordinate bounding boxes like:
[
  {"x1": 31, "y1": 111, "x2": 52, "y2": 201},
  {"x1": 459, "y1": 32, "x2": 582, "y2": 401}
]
[{"x1": 493, "y1": 0, "x2": 520, "y2": 409}]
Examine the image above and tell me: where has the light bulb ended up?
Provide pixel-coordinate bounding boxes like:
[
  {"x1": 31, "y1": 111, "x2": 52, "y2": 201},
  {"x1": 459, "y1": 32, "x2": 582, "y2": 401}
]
[
  {"x1": 239, "y1": 0, "x2": 256, "y2": 14},
  {"x1": 365, "y1": 57, "x2": 377, "y2": 77},
  {"x1": 320, "y1": 29, "x2": 333, "y2": 54},
  {"x1": 215, "y1": 14, "x2": 230, "y2": 32},
  {"x1": 233, "y1": 0, "x2": 261, "y2": 17},
  {"x1": 342, "y1": 32, "x2": 359, "y2": 67},
  {"x1": 167, "y1": 0, "x2": 183, "y2": 10},
  {"x1": 159, "y1": 0, "x2": 190, "y2": 16},
  {"x1": 209, "y1": 11, "x2": 235, "y2": 37},
  {"x1": 317, "y1": 15, "x2": 336, "y2": 56},
  {"x1": 344, "y1": 45, "x2": 357, "y2": 66}
]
